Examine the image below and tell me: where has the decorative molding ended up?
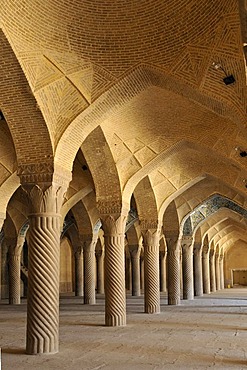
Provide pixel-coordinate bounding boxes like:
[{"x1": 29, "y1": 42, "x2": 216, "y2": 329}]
[
  {"x1": 140, "y1": 219, "x2": 160, "y2": 231},
  {"x1": 17, "y1": 162, "x2": 54, "y2": 184},
  {"x1": 97, "y1": 199, "x2": 123, "y2": 216},
  {"x1": 183, "y1": 194, "x2": 247, "y2": 235}
]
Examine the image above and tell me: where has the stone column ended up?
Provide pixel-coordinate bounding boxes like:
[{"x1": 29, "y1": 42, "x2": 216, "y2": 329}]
[
  {"x1": 95, "y1": 250, "x2": 104, "y2": 294},
  {"x1": 129, "y1": 246, "x2": 141, "y2": 297},
  {"x1": 23, "y1": 182, "x2": 67, "y2": 355},
  {"x1": 220, "y1": 253, "x2": 224, "y2": 289},
  {"x1": 140, "y1": 253, "x2": 144, "y2": 291},
  {"x1": 74, "y1": 246, "x2": 83, "y2": 297},
  {"x1": 82, "y1": 234, "x2": 97, "y2": 305},
  {"x1": 215, "y1": 252, "x2": 221, "y2": 290},
  {"x1": 181, "y1": 236, "x2": 194, "y2": 300},
  {"x1": 9, "y1": 254, "x2": 21, "y2": 305},
  {"x1": 202, "y1": 244, "x2": 210, "y2": 294},
  {"x1": 193, "y1": 243, "x2": 203, "y2": 297},
  {"x1": 141, "y1": 223, "x2": 161, "y2": 314},
  {"x1": 0, "y1": 216, "x2": 5, "y2": 300},
  {"x1": 125, "y1": 254, "x2": 132, "y2": 291},
  {"x1": 209, "y1": 249, "x2": 216, "y2": 292},
  {"x1": 100, "y1": 211, "x2": 127, "y2": 326},
  {"x1": 167, "y1": 239, "x2": 180, "y2": 305},
  {"x1": 160, "y1": 250, "x2": 167, "y2": 293}
]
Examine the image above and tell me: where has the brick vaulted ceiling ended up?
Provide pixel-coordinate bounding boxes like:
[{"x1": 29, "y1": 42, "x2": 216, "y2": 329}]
[{"x1": 1, "y1": 0, "x2": 247, "y2": 229}]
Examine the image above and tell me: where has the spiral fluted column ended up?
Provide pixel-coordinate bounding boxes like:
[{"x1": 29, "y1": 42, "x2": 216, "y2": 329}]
[
  {"x1": 1, "y1": 241, "x2": 9, "y2": 299},
  {"x1": 202, "y1": 244, "x2": 210, "y2": 294},
  {"x1": 140, "y1": 254, "x2": 144, "y2": 291},
  {"x1": 24, "y1": 183, "x2": 67, "y2": 355},
  {"x1": 194, "y1": 243, "x2": 203, "y2": 297},
  {"x1": 9, "y1": 253, "x2": 21, "y2": 304},
  {"x1": 125, "y1": 255, "x2": 132, "y2": 291},
  {"x1": 83, "y1": 234, "x2": 97, "y2": 305},
  {"x1": 220, "y1": 254, "x2": 225, "y2": 289},
  {"x1": 167, "y1": 240, "x2": 180, "y2": 305},
  {"x1": 215, "y1": 253, "x2": 221, "y2": 290},
  {"x1": 160, "y1": 250, "x2": 167, "y2": 293},
  {"x1": 209, "y1": 249, "x2": 216, "y2": 293},
  {"x1": 141, "y1": 224, "x2": 161, "y2": 314},
  {"x1": 182, "y1": 236, "x2": 194, "y2": 300},
  {"x1": 95, "y1": 250, "x2": 104, "y2": 294},
  {"x1": 101, "y1": 213, "x2": 127, "y2": 326},
  {"x1": 129, "y1": 246, "x2": 141, "y2": 297},
  {"x1": 75, "y1": 248, "x2": 83, "y2": 297}
]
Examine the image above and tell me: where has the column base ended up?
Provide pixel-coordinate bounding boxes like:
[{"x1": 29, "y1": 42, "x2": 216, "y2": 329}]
[
  {"x1": 84, "y1": 297, "x2": 96, "y2": 305},
  {"x1": 26, "y1": 337, "x2": 58, "y2": 355},
  {"x1": 9, "y1": 298, "x2": 21, "y2": 305},
  {"x1": 145, "y1": 305, "x2": 160, "y2": 314},
  {"x1": 105, "y1": 314, "x2": 126, "y2": 327},
  {"x1": 168, "y1": 298, "x2": 180, "y2": 305}
]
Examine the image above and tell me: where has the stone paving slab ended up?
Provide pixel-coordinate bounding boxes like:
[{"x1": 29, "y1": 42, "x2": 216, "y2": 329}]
[{"x1": 1, "y1": 289, "x2": 247, "y2": 369}]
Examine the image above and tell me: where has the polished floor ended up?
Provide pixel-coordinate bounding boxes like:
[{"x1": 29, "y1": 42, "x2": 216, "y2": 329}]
[{"x1": 1, "y1": 288, "x2": 247, "y2": 369}]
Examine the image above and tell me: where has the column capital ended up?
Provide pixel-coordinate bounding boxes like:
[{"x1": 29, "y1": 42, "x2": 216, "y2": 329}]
[
  {"x1": 23, "y1": 183, "x2": 67, "y2": 215},
  {"x1": 210, "y1": 249, "x2": 216, "y2": 258},
  {"x1": 181, "y1": 235, "x2": 194, "y2": 246},
  {"x1": 202, "y1": 243, "x2": 210, "y2": 254},
  {"x1": 101, "y1": 213, "x2": 127, "y2": 236}
]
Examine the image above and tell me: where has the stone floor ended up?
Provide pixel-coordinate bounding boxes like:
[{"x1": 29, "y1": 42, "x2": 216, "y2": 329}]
[{"x1": 1, "y1": 288, "x2": 247, "y2": 369}]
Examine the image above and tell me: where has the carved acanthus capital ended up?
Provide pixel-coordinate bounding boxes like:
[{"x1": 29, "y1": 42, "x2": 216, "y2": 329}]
[
  {"x1": 24, "y1": 184, "x2": 66, "y2": 214},
  {"x1": 166, "y1": 238, "x2": 179, "y2": 252},
  {"x1": 74, "y1": 244, "x2": 83, "y2": 257},
  {"x1": 159, "y1": 250, "x2": 167, "y2": 258},
  {"x1": 142, "y1": 228, "x2": 161, "y2": 248},
  {"x1": 129, "y1": 244, "x2": 141, "y2": 258},
  {"x1": 193, "y1": 243, "x2": 202, "y2": 256},
  {"x1": 101, "y1": 214, "x2": 127, "y2": 236},
  {"x1": 80, "y1": 233, "x2": 98, "y2": 251}
]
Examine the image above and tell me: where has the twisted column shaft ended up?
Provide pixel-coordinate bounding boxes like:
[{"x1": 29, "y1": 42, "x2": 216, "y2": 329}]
[
  {"x1": 194, "y1": 245, "x2": 203, "y2": 297},
  {"x1": 142, "y1": 228, "x2": 160, "y2": 314},
  {"x1": 140, "y1": 255, "x2": 144, "y2": 291},
  {"x1": 125, "y1": 256, "x2": 132, "y2": 291},
  {"x1": 167, "y1": 242, "x2": 180, "y2": 305},
  {"x1": 75, "y1": 250, "x2": 83, "y2": 296},
  {"x1": 182, "y1": 238, "x2": 194, "y2": 300},
  {"x1": 23, "y1": 182, "x2": 67, "y2": 355},
  {"x1": 202, "y1": 247, "x2": 210, "y2": 294},
  {"x1": 159, "y1": 251, "x2": 167, "y2": 293},
  {"x1": 209, "y1": 250, "x2": 216, "y2": 292},
  {"x1": 27, "y1": 214, "x2": 60, "y2": 354},
  {"x1": 9, "y1": 253, "x2": 21, "y2": 304},
  {"x1": 102, "y1": 214, "x2": 126, "y2": 326},
  {"x1": 220, "y1": 255, "x2": 225, "y2": 289},
  {"x1": 130, "y1": 252, "x2": 141, "y2": 297},
  {"x1": 83, "y1": 236, "x2": 97, "y2": 305},
  {"x1": 215, "y1": 253, "x2": 221, "y2": 290},
  {"x1": 95, "y1": 251, "x2": 104, "y2": 294}
]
